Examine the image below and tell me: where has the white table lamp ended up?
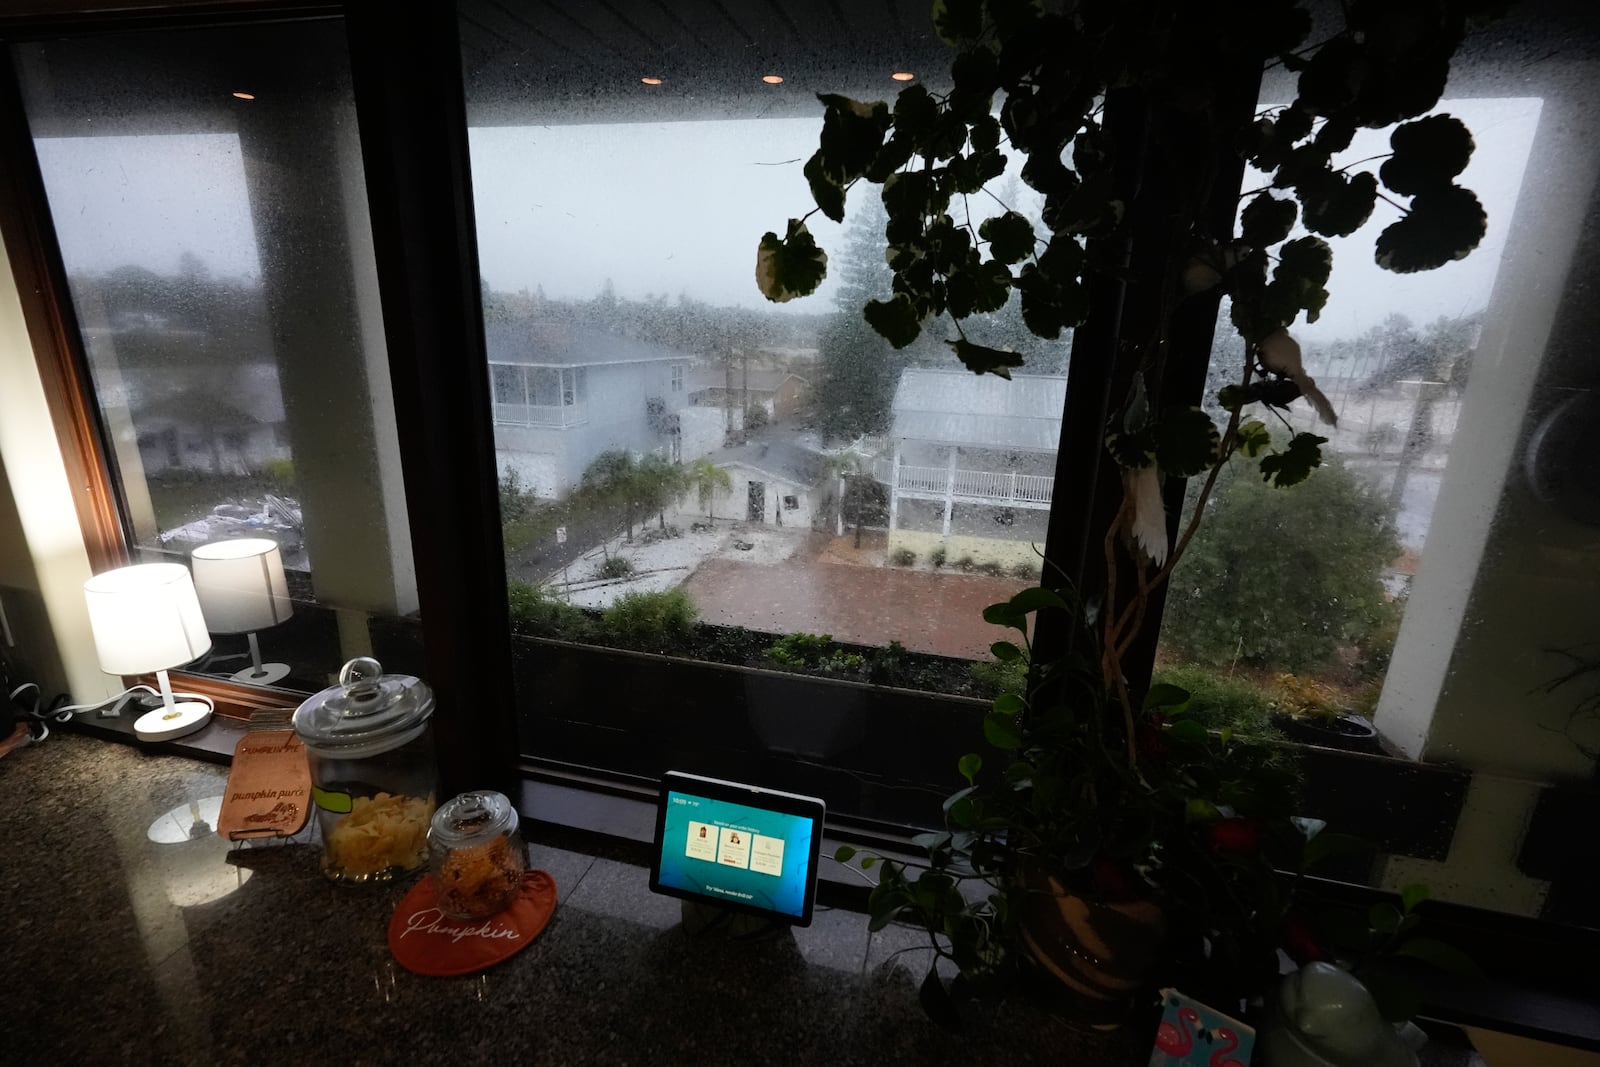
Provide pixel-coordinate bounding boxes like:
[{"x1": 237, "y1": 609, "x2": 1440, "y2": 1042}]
[
  {"x1": 83, "y1": 562, "x2": 214, "y2": 741},
  {"x1": 191, "y1": 538, "x2": 294, "y2": 685}
]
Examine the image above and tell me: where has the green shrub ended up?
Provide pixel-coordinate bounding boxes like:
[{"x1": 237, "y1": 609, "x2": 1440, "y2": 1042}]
[
  {"x1": 597, "y1": 556, "x2": 634, "y2": 580},
  {"x1": 506, "y1": 579, "x2": 591, "y2": 639},
  {"x1": 601, "y1": 588, "x2": 697, "y2": 650},
  {"x1": 262, "y1": 457, "x2": 295, "y2": 489},
  {"x1": 1009, "y1": 560, "x2": 1039, "y2": 580},
  {"x1": 766, "y1": 632, "x2": 865, "y2": 675},
  {"x1": 976, "y1": 560, "x2": 1006, "y2": 577},
  {"x1": 1163, "y1": 457, "x2": 1401, "y2": 674},
  {"x1": 890, "y1": 547, "x2": 917, "y2": 566},
  {"x1": 954, "y1": 555, "x2": 976, "y2": 572},
  {"x1": 970, "y1": 656, "x2": 1028, "y2": 699},
  {"x1": 1150, "y1": 664, "x2": 1278, "y2": 737},
  {"x1": 930, "y1": 545, "x2": 947, "y2": 568}
]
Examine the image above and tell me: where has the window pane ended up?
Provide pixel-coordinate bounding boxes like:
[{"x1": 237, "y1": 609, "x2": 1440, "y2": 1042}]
[
  {"x1": 1157, "y1": 46, "x2": 1600, "y2": 925},
  {"x1": 461, "y1": 0, "x2": 1066, "y2": 819},
  {"x1": 17, "y1": 20, "x2": 419, "y2": 692}
]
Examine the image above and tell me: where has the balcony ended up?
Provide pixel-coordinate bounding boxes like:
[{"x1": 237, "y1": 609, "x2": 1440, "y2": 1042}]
[
  {"x1": 492, "y1": 401, "x2": 588, "y2": 429},
  {"x1": 875, "y1": 460, "x2": 1054, "y2": 509}
]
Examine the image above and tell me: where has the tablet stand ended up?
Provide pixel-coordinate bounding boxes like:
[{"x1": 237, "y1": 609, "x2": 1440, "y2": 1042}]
[{"x1": 680, "y1": 900, "x2": 787, "y2": 941}]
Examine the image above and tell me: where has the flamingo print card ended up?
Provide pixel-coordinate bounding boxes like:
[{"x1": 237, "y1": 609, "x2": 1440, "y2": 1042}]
[{"x1": 1148, "y1": 989, "x2": 1256, "y2": 1067}]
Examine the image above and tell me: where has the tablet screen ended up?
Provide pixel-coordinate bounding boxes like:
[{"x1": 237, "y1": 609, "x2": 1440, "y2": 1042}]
[{"x1": 651, "y1": 775, "x2": 823, "y2": 924}]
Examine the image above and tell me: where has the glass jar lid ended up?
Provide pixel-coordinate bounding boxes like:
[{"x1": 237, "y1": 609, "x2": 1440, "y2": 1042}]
[
  {"x1": 292, "y1": 656, "x2": 434, "y2": 759},
  {"x1": 430, "y1": 790, "x2": 519, "y2": 850}
]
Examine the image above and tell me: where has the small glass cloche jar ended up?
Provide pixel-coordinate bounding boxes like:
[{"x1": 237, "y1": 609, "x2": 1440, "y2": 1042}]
[{"x1": 428, "y1": 790, "x2": 527, "y2": 921}]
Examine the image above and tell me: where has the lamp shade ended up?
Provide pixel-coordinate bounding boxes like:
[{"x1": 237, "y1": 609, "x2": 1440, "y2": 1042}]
[
  {"x1": 190, "y1": 538, "x2": 292, "y2": 634},
  {"x1": 83, "y1": 562, "x2": 212, "y2": 675}
]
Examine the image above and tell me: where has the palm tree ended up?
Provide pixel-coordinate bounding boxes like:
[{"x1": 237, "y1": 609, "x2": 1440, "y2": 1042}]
[
  {"x1": 687, "y1": 457, "x2": 733, "y2": 522},
  {"x1": 636, "y1": 453, "x2": 689, "y2": 530}
]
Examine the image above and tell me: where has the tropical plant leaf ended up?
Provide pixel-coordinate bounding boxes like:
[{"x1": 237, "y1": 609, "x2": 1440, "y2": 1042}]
[
  {"x1": 1401, "y1": 883, "x2": 1430, "y2": 914},
  {"x1": 989, "y1": 640, "x2": 1024, "y2": 662},
  {"x1": 1393, "y1": 936, "x2": 1482, "y2": 977},
  {"x1": 1143, "y1": 682, "x2": 1192, "y2": 713},
  {"x1": 958, "y1": 753, "x2": 982, "y2": 784},
  {"x1": 983, "y1": 709, "x2": 1022, "y2": 750},
  {"x1": 834, "y1": 845, "x2": 857, "y2": 863}
]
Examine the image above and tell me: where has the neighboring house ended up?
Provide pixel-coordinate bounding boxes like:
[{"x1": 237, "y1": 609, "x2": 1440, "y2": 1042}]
[
  {"x1": 686, "y1": 365, "x2": 810, "y2": 422},
  {"x1": 79, "y1": 323, "x2": 289, "y2": 478},
  {"x1": 690, "y1": 438, "x2": 825, "y2": 528},
  {"x1": 880, "y1": 368, "x2": 1064, "y2": 569},
  {"x1": 123, "y1": 363, "x2": 288, "y2": 477},
  {"x1": 486, "y1": 321, "x2": 694, "y2": 497}
]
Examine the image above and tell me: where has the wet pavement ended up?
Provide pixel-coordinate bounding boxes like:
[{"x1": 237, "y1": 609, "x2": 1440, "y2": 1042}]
[{"x1": 681, "y1": 541, "x2": 1027, "y2": 658}]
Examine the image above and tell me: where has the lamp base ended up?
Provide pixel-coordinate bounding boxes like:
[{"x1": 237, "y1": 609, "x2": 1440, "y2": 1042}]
[
  {"x1": 228, "y1": 662, "x2": 292, "y2": 686},
  {"x1": 133, "y1": 701, "x2": 213, "y2": 742}
]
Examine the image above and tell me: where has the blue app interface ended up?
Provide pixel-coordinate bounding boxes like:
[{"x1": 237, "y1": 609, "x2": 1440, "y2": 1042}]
[{"x1": 658, "y1": 791, "x2": 814, "y2": 917}]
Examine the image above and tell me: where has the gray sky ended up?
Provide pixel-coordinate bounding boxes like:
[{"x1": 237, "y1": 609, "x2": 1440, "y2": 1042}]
[{"x1": 33, "y1": 97, "x2": 1543, "y2": 341}]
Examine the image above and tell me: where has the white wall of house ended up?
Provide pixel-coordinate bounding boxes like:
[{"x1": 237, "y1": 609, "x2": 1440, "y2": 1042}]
[
  {"x1": 703, "y1": 463, "x2": 815, "y2": 528},
  {"x1": 497, "y1": 449, "x2": 560, "y2": 499},
  {"x1": 491, "y1": 358, "x2": 692, "y2": 495},
  {"x1": 678, "y1": 405, "x2": 738, "y2": 462}
]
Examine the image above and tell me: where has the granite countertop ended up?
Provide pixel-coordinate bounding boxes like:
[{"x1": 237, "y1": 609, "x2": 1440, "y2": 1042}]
[{"x1": 1, "y1": 733, "x2": 1142, "y2": 1066}]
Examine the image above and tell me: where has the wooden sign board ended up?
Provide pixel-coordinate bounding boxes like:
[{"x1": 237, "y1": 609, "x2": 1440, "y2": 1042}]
[{"x1": 216, "y1": 729, "x2": 312, "y2": 840}]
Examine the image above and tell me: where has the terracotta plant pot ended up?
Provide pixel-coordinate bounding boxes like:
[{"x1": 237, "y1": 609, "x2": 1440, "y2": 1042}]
[{"x1": 1017, "y1": 867, "x2": 1166, "y2": 1026}]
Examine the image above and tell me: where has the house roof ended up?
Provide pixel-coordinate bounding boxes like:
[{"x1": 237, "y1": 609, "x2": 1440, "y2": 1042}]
[
  {"x1": 890, "y1": 368, "x2": 1066, "y2": 452},
  {"x1": 685, "y1": 367, "x2": 809, "y2": 394},
  {"x1": 707, "y1": 438, "x2": 824, "y2": 487},
  {"x1": 484, "y1": 321, "x2": 693, "y2": 368}
]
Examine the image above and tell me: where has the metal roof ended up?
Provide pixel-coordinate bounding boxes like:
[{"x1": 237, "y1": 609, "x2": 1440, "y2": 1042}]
[
  {"x1": 707, "y1": 439, "x2": 825, "y2": 487},
  {"x1": 483, "y1": 321, "x2": 693, "y2": 368},
  {"x1": 890, "y1": 369, "x2": 1066, "y2": 452}
]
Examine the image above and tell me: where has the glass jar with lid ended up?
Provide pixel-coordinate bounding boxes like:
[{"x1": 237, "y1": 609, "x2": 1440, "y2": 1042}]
[
  {"x1": 429, "y1": 791, "x2": 526, "y2": 921},
  {"x1": 292, "y1": 656, "x2": 437, "y2": 884}
]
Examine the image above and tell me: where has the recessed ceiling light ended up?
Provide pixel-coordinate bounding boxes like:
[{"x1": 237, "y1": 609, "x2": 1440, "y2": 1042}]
[
  {"x1": 891, "y1": 72, "x2": 915, "y2": 81},
  {"x1": 641, "y1": 77, "x2": 663, "y2": 86},
  {"x1": 232, "y1": 91, "x2": 255, "y2": 100},
  {"x1": 761, "y1": 74, "x2": 784, "y2": 84}
]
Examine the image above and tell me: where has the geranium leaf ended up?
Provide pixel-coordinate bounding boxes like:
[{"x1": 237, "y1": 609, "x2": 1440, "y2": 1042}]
[
  {"x1": 1154, "y1": 407, "x2": 1221, "y2": 478},
  {"x1": 1240, "y1": 193, "x2": 1298, "y2": 247},
  {"x1": 948, "y1": 338, "x2": 1025, "y2": 379},
  {"x1": 1381, "y1": 114, "x2": 1475, "y2": 195},
  {"x1": 1259, "y1": 432, "x2": 1327, "y2": 487},
  {"x1": 1375, "y1": 184, "x2": 1487, "y2": 273},
  {"x1": 803, "y1": 152, "x2": 845, "y2": 223},
  {"x1": 755, "y1": 220, "x2": 828, "y2": 302},
  {"x1": 979, "y1": 211, "x2": 1036, "y2": 265},
  {"x1": 1300, "y1": 170, "x2": 1377, "y2": 238},
  {"x1": 864, "y1": 294, "x2": 923, "y2": 347}
]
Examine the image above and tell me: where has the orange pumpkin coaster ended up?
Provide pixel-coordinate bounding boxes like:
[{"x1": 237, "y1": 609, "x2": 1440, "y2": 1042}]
[{"x1": 389, "y1": 869, "x2": 557, "y2": 976}]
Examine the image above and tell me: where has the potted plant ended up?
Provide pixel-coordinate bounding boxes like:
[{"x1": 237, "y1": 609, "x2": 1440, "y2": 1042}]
[{"x1": 757, "y1": 0, "x2": 1499, "y2": 1028}]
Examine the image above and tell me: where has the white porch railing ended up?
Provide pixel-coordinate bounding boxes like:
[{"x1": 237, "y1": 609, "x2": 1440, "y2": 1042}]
[
  {"x1": 873, "y1": 460, "x2": 1054, "y2": 508},
  {"x1": 493, "y1": 402, "x2": 588, "y2": 429}
]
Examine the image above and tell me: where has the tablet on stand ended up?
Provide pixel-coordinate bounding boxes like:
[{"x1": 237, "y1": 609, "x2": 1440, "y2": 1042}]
[{"x1": 649, "y1": 771, "x2": 826, "y2": 933}]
